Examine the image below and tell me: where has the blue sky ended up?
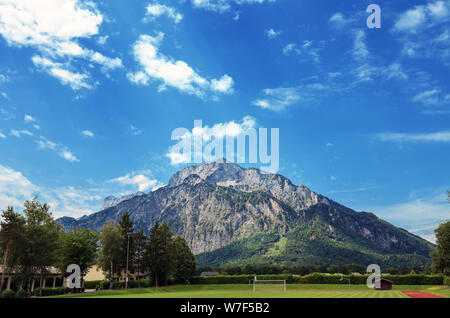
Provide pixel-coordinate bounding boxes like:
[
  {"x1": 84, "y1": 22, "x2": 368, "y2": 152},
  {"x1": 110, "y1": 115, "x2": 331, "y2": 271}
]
[{"x1": 0, "y1": 0, "x2": 449, "y2": 242}]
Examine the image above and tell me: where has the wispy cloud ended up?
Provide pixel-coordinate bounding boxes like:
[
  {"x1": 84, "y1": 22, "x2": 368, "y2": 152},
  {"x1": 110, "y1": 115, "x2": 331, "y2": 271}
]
[
  {"x1": 36, "y1": 136, "x2": 79, "y2": 162},
  {"x1": 128, "y1": 32, "x2": 234, "y2": 98},
  {"x1": 81, "y1": 130, "x2": 95, "y2": 138},
  {"x1": 190, "y1": 0, "x2": 275, "y2": 13},
  {"x1": 367, "y1": 192, "x2": 450, "y2": 242},
  {"x1": 252, "y1": 87, "x2": 301, "y2": 112},
  {"x1": 144, "y1": 3, "x2": 183, "y2": 24},
  {"x1": 392, "y1": 0, "x2": 450, "y2": 64},
  {"x1": 328, "y1": 12, "x2": 354, "y2": 28},
  {"x1": 108, "y1": 170, "x2": 162, "y2": 192},
  {"x1": 24, "y1": 114, "x2": 36, "y2": 123},
  {"x1": 377, "y1": 131, "x2": 450, "y2": 142},
  {"x1": 0, "y1": 164, "x2": 103, "y2": 218},
  {"x1": 265, "y1": 28, "x2": 281, "y2": 39},
  {"x1": 283, "y1": 40, "x2": 321, "y2": 63},
  {"x1": 10, "y1": 129, "x2": 33, "y2": 138},
  {"x1": 130, "y1": 125, "x2": 143, "y2": 136}
]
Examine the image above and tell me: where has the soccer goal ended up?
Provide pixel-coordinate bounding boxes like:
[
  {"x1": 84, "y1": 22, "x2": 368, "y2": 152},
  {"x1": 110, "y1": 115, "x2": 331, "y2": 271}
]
[{"x1": 252, "y1": 277, "x2": 286, "y2": 292}]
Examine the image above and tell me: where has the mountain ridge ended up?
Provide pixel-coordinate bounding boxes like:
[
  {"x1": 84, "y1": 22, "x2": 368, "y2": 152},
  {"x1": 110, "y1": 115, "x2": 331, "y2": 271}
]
[{"x1": 57, "y1": 161, "x2": 434, "y2": 267}]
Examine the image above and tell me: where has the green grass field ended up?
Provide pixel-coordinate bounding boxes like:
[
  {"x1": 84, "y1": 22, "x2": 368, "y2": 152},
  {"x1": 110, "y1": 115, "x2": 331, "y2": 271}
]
[{"x1": 52, "y1": 284, "x2": 450, "y2": 298}]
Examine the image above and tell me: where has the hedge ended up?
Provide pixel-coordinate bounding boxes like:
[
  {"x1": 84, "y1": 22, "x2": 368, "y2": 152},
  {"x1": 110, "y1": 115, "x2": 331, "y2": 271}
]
[
  {"x1": 190, "y1": 274, "x2": 295, "y2": 284},
  {"x1": 90, "y1": 278, "x2": 153, "y2": 290},
  {"x1": 2, "y1": 289, "x2": 15, "y2": 298},
  {"x1": 84, "y1": 280, "x2": 105, "y2": 289},
  {"x1": 190, "y1": 273, "x2": 445, "y2": 285},
  {"x1": 33, "y1": 287, "x2": 75, "y2": 296},
  {"x1": 444, "y1": 276, "x2": 450, "y2": 286}
]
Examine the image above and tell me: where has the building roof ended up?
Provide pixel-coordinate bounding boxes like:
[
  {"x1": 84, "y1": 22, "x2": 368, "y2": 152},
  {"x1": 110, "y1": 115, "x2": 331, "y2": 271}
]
[
  {"x1": 200, "y1": 271, "x2": 221, "y2": 277},
  {"x1": 0, "y1": 265, "x2": 61, "y2": 275}
]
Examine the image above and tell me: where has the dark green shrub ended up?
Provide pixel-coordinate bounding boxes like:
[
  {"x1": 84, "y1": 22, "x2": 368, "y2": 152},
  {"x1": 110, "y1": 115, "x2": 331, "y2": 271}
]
[
  {"x1": 33, "y1": 287, "x2": 41, "y2": 296},
  {"x1": 444, "y1": 276, "x2": 450, "y2": 286},
  {"x1": 33, "y1": 287, "x2": 73, "y2": 296},
  {"x1": 84, "y1": 280, "x2": 104, "y2": 289},
  {"x1": 95, "y1": 280, "x2": 110, "y2": 290},
  {"x1": 2, "y1": 289, "x2": 15, "y2": 298},
  {"x1": 111, "y1": 281, "x2": 125, "y2": 289},
  {"x1": 16, "y1": 289, "x2": 27, "y2": 298}
]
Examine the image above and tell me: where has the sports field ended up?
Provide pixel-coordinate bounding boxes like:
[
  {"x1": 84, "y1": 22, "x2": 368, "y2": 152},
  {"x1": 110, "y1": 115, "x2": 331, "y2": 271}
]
[{"x1": 53, "y1": 284, "x2": 450, "y2": 298}]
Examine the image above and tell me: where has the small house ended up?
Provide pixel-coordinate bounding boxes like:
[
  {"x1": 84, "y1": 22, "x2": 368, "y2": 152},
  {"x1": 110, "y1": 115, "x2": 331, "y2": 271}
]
[{"x1": 376, "y1": 278, "x2": 393, "y2": 290}]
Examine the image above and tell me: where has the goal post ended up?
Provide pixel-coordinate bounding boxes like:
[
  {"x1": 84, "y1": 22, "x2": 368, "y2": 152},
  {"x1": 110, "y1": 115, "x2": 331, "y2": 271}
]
[{"x1": 252, "y1": 277, "x2": 286, "y2": 292}]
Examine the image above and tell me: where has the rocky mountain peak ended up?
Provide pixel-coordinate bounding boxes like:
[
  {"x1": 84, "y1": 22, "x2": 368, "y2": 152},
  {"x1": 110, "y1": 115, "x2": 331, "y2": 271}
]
[{"x1": 100, "y1": 191, "x2": 146, "y2": 210}]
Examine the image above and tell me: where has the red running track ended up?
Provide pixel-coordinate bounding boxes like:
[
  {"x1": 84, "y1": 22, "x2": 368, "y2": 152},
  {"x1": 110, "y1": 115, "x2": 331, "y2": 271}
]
[{"x1": 401, "y1": 291, "x2": 446, "y2": 298}]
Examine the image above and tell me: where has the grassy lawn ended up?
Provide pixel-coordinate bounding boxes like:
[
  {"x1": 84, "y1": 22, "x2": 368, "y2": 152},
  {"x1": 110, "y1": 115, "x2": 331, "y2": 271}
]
[{"x1": 51, "y1": 284, "x2": 449, "y2": 298}]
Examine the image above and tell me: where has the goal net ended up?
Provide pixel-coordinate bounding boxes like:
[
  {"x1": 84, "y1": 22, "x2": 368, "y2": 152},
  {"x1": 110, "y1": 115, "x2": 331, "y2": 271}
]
[{"x1": 252, "y1": 278, "x2": 286, "y2": 292}]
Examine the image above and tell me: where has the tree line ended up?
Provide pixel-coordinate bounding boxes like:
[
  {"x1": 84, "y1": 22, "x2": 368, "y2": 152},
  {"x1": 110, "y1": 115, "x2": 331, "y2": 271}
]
[
  {"x1": 0, "y1": 198, "x2": 196, "y2": 297},
  {"x1": 98, "y1": 212, "x2": 196, "y2": 289}
]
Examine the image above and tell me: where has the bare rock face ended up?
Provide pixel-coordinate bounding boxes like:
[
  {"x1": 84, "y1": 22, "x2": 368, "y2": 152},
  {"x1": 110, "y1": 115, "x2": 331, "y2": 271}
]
[
  {"x1": 58, "y1": 161, "x2": 434, "y2": 265},
  {"x1": 100, "y1": 192, "x2": 145, "y2": 210}
]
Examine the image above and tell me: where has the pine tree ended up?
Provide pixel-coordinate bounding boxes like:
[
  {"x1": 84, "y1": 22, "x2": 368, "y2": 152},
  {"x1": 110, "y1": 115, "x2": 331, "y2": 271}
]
[
  {"x1": 0, "y1": 207, "x2": 26, "y2": 297},
  {"x1": 145, "y1": 222, "x2": 175, "y2": 287},
  {"x1": 173, "y1": 236, "x2": 196, "y2": 283}
]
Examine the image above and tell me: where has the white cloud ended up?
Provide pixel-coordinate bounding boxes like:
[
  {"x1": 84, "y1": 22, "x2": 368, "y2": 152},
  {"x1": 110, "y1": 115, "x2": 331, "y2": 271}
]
[
  {"x1": 24, "y1": 114, "x2": 36, "y2": 122},
  {"x1": 252, "y1": 87, "x2": 301, "y2": 112},
  {"x1": 412, "y1": 88, "x2": 442, "y2": 105},
  {"x1": 393, "y1": 5, "x2": 428, "y2": 33},
  {"x1": 97, "y1": 35, "x2": 109, "y2": 45},
  {"x1": 394, "y1": 1, "x2": 450, "y2": 33},
  {"x1": 108, "y1": 171, "x2": 162, "y2": 192},
  {"x1": 0, "y1": 131, "x2": 5, "y2": 139},
  {"x1": 144, "y1": 3, "x2": 183, "y2": 24},
  {"x1": 0, "y1": 164, "x2": 104, "y2": 219},
  {"x1": 392, "y1": 1, "x2": 450, "y2": 64},
  {"x1": 283, "y1": 43, "x2": 300, "y2": 55},
  {"x1": 0, "y1": 74, "x2": 8, "y2": 83},
  {"x1": 36, "y1": 136, "x2": 79, "y2": 162},
  {"x1": 384, "y1": 63, "x2": 408, "y2": 80},
  {"x1": 377, "y1": 131, "x2": 450, "y2": 142},
  {"x1": 191, "y1": 0, "x2": 275, "y2": 13},
  {"x1": 60, "y1": 149, "x2": 79, "y2": 162},
  {"x1": 81, "y1": 130, "x2": 94, "y2": 138},
  {"x1": 0, "y1": 164, "x2": 36, "y2": 209},
  {"x1": 10, "y1": 129, "x2": 33, "y2": 137},
  {"x1": 128, "y1": 33, "x2": 234, "y2": 98},
  {"x1": 166, "y1": 116, "x2": 257, "y2": 165},
  {"x1": 283, "y1": 40, "x2": 321, "y2": 63},
  {"x1": 210, "y1": 74, "x2": 234, "y2": 94},
  {"x1": 353, "y1": 30, "x2": 369, "y2": 61},
  {"x1": 130, "y1": 125, "x2": 143, "y2": 136},
  {"x1": 265, "y1": 28, "x2": 281, "y2": 39},
  {"x1": 32, "y1": 55, "x2": 92, "y2": 90},
  {"x1": 0, "y1": 0, "x2": 122, "y2": 90},
  {"x1": 328, "y1": 12, "x2": 352, "y2": 28},
  {"x1": 1, "y1": 91, "x2": 8, "y2": 99},
  {"x1": 368, "y1": 193, "x2": 450, "y2": 243}
]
